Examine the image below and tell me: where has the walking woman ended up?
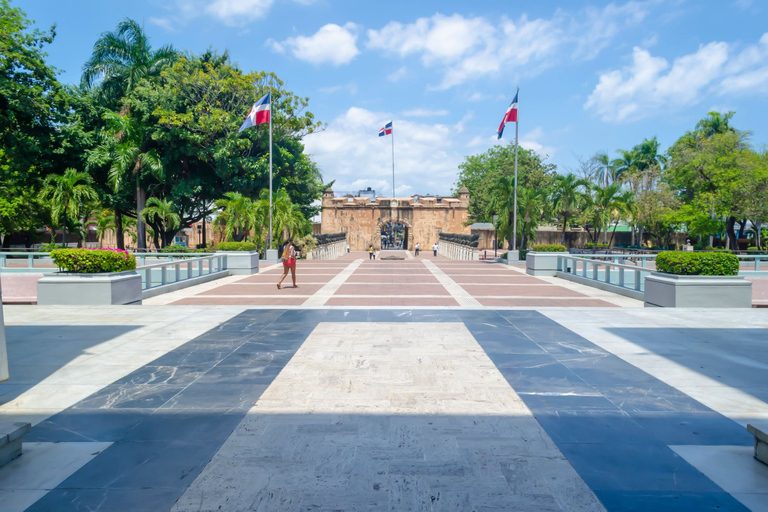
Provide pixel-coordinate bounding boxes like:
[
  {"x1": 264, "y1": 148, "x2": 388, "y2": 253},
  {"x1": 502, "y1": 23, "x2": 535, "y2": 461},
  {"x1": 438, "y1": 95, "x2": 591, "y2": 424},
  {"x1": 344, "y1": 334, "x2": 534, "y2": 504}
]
[{"x1": 277, "y1": 239, "x2": 297, "y2": 289}]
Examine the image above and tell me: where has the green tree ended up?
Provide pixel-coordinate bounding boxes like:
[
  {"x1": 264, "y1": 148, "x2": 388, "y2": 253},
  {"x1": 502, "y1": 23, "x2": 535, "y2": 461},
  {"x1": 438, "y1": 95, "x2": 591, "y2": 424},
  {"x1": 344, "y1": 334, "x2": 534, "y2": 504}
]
[
  {"x1": 82, "y1": 18, "x2": 177, "y2": 107},
  {"x1": 551, "y1": 173, "x2": 587, "y2": 245},
  {"x1": 0, "y1": 0, "x2": 70, "y2": 245},
  {"x1": 579, "y1": 183, "x2": 623, "y2": 251},
  {"x1": 40, "y1": 169, "x2": 98, "y2": 247},
  {"x1": 141, "y1": 197, "x2": 180, "y2": 249},
  {"x1": 215, "y1": 192, "x2": 254, "y2": 242},
  {"x1": 454, "y1": 144, "x2": 556, "y2": 223}
]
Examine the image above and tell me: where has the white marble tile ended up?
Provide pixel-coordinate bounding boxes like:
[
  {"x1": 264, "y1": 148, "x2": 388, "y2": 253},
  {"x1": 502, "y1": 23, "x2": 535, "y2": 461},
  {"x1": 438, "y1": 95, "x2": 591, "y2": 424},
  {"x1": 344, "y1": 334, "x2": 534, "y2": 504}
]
[
  {"x1": 671, "y1": 445, "x2": 768, "y2": 510},
  {"x1": 0, "y1": 442, "x2": 112, "y2": 512}
]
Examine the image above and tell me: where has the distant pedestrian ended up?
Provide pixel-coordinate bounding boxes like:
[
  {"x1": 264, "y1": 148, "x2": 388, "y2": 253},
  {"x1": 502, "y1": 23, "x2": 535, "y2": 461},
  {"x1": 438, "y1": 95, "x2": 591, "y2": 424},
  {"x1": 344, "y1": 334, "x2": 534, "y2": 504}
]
[
  {"x1": 415, "y1": 243, "x2": 420, "y2": 257},
  {"x1": 369, "y1": 244, "x2": 375, "y2": 260},
  {"x1": 433, "y1": 243, "x2": 438, "y2": 257},
  {"x1": 277, "y1": 239, "x2": 297, "y2": 289}
]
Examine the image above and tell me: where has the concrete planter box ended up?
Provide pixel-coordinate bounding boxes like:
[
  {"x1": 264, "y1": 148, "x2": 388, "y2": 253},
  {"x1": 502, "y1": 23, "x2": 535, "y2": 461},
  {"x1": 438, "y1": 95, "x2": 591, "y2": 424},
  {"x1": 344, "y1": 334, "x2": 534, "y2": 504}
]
[
  {"x1": 644, "y1": 272, "x2": 753, "y2": 308},
  {"x1": 0, "y1": 280, "x2": 8, "y2": 382},
  {"x1": 37, "y1": 271, "x2": 142, "y2": 305},
  {"x1": 217, "y1": 251, "x2": 259, "y2": 275},
  {"x1": 525, "y1": 252, "x2": 565, "y2": 276},
  {"x1": 506, "y1": 250, "x2": 520, "y2": 264}
]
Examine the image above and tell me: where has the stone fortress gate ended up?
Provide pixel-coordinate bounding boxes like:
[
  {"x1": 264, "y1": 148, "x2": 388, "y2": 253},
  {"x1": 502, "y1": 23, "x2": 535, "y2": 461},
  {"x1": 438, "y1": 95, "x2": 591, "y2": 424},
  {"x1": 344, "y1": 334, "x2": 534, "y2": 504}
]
[{"x1": 320, "y1": 186, "x2": 472, "y2": 251}]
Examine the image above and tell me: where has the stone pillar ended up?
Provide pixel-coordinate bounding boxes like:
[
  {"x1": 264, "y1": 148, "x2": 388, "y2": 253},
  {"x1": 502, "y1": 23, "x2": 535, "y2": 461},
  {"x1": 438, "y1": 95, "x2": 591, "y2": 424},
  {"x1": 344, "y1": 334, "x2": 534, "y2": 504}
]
[{"x1": 0, "y1": 280, "x2": 8, "y2": 382}]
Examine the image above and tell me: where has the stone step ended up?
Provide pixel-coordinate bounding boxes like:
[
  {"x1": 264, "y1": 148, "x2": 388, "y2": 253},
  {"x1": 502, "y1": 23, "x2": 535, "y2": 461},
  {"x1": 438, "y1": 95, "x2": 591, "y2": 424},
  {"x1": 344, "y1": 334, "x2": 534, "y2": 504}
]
[{"x1": 0, "y1": 421, "x2": 32, "y2": 467}]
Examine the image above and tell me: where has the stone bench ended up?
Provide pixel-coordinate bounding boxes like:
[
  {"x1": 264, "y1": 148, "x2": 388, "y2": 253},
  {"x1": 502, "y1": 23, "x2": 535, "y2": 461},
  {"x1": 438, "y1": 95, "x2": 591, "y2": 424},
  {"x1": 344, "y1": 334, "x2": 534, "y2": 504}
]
[
  {"x1": 747, "y1": 423, "x2": 768, "y2": 466},
  {"x1": 0, "y1": 422, "x2": 31, "y2": 467}
]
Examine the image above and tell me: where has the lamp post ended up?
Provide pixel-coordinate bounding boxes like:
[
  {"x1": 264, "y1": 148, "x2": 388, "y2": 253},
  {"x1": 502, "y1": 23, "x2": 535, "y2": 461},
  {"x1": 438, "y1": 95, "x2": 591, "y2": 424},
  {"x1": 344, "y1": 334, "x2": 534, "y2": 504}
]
[
  {"x1": 493, "y1": 215, "x2": 499, "y2": 257},
  {"x1": 197, "y1": 224, "x2": 202, "y2": 249}
]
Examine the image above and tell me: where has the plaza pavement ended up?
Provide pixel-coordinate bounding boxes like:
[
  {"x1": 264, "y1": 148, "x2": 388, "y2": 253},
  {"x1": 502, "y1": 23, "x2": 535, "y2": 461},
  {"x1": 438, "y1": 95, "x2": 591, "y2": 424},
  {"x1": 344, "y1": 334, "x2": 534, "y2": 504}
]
[{"x1": 0, "y1": 253, "x2": 767, "y2": 511}]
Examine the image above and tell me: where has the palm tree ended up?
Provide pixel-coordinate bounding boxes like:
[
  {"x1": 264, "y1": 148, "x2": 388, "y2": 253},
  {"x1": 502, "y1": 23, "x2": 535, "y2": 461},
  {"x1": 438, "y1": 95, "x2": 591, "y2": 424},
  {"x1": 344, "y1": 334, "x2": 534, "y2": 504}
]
[
  {"x1": 487, "y1": 175, "x2": 516, "y2": 249},
  {"x1": 89, "y1": 111, "x2": 163, "y2": 251},
  {"x1": 41, "y1": 169, "x2": 99, "y2": 248},
  {"x1": 95, "y1": 209, "x2": 115, "y2": 247},
  {"x1": 551, "y1": 173, "x2": 587, "y2": 245},
  {"x1": 593, "y1": 152, "x2": 617, "y2": 187},
  {"x1": 82, "y1": 18, "x2": 178, "y2": 104},
  {"x1": 580, "y1": 183, "x2": 623, "y2": 252},
  {"x1": 516, "y1": 187, "x2": 549, "y2": 251},
  {"x1": 141, "y1": 197, "x2": 181, "y2": 249},
  {"x1": 609, "y1": 190, "x2": 636, "y2": 246},
  {"x1": 215, "y1": 192, "x2": 254, "y2": 242},
  {"x1": 696, "y1": 111, "x2": 736, "y2": 138},
  {"x1": 255, "y1": 189, "x2": 309, "y2": 248}
]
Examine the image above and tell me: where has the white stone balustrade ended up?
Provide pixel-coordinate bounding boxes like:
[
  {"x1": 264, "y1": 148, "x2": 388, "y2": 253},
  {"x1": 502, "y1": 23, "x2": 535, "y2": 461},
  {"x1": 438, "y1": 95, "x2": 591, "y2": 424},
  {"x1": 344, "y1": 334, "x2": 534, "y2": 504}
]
[
  {"x1": 437, "y1": 240, "x2": 478, "y2": 261},
  {"x1": 310, "y1": 240, "x2": 347, "y2": 260}
]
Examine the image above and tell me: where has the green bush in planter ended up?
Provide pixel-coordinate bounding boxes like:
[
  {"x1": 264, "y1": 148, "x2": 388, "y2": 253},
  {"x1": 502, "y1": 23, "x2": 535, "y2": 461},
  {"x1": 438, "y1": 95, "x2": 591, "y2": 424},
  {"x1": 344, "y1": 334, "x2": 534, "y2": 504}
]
[
  {"x1": 530, "y1": 244, "x2": 567, "y2": 252},
  {"x1": 218, "y1": 241, "x2": 257, "y2": 251},
  {"x1": 584, "y1": 242, "x2": 610, "y2": 249},
  {"x1": 51, "y1": 248, "x2": 136, "y2": 273},
  {"x1": 655, "y1": 251, "x2": 739, "y2": 276}
]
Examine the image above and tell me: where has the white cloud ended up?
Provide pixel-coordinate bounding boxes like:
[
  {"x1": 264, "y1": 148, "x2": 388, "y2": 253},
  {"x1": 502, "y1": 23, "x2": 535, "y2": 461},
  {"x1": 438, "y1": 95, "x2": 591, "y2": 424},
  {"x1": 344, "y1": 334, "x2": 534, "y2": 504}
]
[
  {"x1": 585, "y1": 33, "x2": 768, "y2": 122},
  {"x1": 150, "y1": 0, "x2": 314, "y2": 29},
  {"x1": 401, "y1": 108, "x2": 449, "y2": 117},
  {"x1": 269, "y1": 23, "x2": 360, "y2": 66},
  {"x1": 387, "y1": 66, "x2": 407, "y2": 82},
  {"x1": 205, "y1": 0, "x2": 274, "y2": 26},
  {"x1": 319, "y1": 83, "x2": 358, "y2": 95},
  {"x1": 366, "y1": 3, "x2": 654, "y2": 89},
  {"x1": 303, "y1": 107, "x2": 464, "y2": 196}
]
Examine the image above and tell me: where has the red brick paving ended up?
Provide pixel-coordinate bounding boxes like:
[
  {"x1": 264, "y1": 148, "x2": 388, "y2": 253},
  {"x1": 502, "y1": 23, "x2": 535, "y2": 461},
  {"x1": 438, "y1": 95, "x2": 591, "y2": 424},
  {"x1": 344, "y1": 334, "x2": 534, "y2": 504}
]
[{"x1": 168, "y1": 253, "x2": 621, "y2": 307}]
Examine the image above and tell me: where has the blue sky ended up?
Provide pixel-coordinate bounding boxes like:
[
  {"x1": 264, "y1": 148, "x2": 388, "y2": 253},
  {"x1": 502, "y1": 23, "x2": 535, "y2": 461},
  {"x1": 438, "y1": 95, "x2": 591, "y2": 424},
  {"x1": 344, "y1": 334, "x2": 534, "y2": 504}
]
[{"x1": 21, "y1": 0, "x2": 768, "y2": 197}]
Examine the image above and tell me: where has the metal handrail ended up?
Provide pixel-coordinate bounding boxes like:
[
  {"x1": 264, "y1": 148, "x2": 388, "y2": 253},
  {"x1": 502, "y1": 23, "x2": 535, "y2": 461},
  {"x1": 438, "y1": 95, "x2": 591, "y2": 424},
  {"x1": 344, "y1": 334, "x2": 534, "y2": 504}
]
[
  {"x1": 137, "y1": 254, "x2": 227, "y2": 291},
  {"x1": 557, "y1": 254, "x2": 655, "y2": 293},
  {"x1": 569, "y1": 252, "x2": 768, "y2": 271}
]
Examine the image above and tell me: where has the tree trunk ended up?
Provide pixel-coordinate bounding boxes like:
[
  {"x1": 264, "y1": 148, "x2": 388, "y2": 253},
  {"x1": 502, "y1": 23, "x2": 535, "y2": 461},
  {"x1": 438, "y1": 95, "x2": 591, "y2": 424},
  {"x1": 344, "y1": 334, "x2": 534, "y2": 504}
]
[
  {"x1": 756, "y1": 220, "x2": 762, "y2": 249},
  {"x1": 725, "y1": 216, "x2": 739, "y2": 251},
  {"x1": 115, "y1": 211, "x2": 125, "y2": 250},
  {"x1": 561, "y1": 221, "x2": 567, "y2": 246},
  {"x1": 638, "y1": 225, "x2": 644, "y2": 248},
  {"x1": 62, "y1": 227, "x2": 66, "y2": 248},
  {"x1": 136, "y1": 187, "x2": 147, "y2": 251},
  {"x1": 202, "y1": 218, "x2": 207, "y2": 248}
]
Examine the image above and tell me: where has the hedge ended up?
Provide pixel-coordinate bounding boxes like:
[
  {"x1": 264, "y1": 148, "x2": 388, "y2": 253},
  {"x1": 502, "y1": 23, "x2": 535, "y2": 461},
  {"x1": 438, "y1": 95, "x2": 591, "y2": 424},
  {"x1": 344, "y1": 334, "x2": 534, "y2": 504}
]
[
  {"x1": 218, "y1": 241, "x2": 257, "y2": 251},
  {"x1": 584, "y1": 242, "x2": 610, "y2": 249},
  {"x1": 159, "y1": 244, "x2": 208, "y2": 253},
  {"x1": 655, "y1": 251, "x2": 739, "y2": 276},
  {"x1": 51, "y1": 248, "x2": 136, "y2": 273},
  {"x1": 530, "y1": 244, "x2": 567, "y2": 252}
]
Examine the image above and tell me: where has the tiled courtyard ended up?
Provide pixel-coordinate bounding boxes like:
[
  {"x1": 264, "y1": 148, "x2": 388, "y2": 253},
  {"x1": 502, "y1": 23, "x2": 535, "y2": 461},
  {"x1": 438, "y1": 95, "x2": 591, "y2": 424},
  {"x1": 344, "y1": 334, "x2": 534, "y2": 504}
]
[{"x1": 1, "y1": 255, "x2": 767, "y2": 511}]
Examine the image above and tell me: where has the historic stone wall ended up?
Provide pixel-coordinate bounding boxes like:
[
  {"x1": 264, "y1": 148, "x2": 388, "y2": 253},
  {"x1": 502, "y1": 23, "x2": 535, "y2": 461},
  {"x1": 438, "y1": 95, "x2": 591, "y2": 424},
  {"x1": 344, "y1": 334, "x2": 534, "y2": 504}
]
[{"x1": 320, "y1": 188, "x2": 471, "y2": 251}]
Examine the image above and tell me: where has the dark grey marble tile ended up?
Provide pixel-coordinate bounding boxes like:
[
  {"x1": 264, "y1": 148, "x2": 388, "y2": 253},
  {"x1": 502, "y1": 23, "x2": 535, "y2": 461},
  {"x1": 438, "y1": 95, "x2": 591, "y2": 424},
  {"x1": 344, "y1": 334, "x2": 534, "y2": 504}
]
[
  {"x1": 518, "y1": 394, "x2": 619, "y2": 412},
  {"x1": 216, "y1": 346, "x2": 296, "y2": 367},
  {"x1": 271, "y1": 309, "x2": 327, "y2": 324},
  {"x1": 24, "y1": 488, "x2": 183, "y2": 512},
  {"x1": 113, "y1": 365, "x2": 206, "y2": 387},
  {"x1": 597, "y1": 384, "x2": 707, "y2": 413},
  {"x1": 159, "y1": 382, "x2": 268, "y2": 410},
  {"x1": 72, "y1": 384, "x2": 185, "y2": 410},
  {"x1": 59, "y1": 440, "x2": 218, "y2": 490},
  {"x1": 558, "y1": 442, "x2": 722, "y2": 492},
  {"x1": 410, "y1": 310, "x2": 462, "y2": 323},
  {"x1": 594, "y1": 490, "x2": 750, "y2": 511},
  {"x1": 195, "y1": 365, "x2": 281, "y2": 385},
  {"x1": 487, "y1": 353, "x2": 558, "y2": 369},
  {"x1": 532, "y1": 410, "x2": 656, "y2": 445},
  {"x1": 474, "y1": 337, "x2": 547, "y2": 355},
  {"x1": 122, "y1": 408, "x2": 243, "y2": 442},
  {"x1": 367, "y1": 309, "x2": 414, "y2": 322},
  {"x1": 26, "y1": 409, "x2": 151, "y2": 442},
  {"x1": 629, "y1": 411, "x2": 753, "y2": 446},
  {"x1": 151, "y1": 348, "x2": 235, "y2": 367},
  {"x1": 323, "y1": 309, "x2": 370, "y2": 322},
  {"x1": 497, "y1": 363, "x2": 596, "y2": 395}
]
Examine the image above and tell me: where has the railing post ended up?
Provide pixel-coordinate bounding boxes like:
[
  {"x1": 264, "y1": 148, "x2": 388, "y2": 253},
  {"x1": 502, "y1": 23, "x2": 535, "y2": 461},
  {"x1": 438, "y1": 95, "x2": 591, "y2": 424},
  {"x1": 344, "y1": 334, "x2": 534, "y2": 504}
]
[
  {"x1": 28, "y1": 254, "x2": 34, "y2": 268},
  {"x1": 175, "y1": 263, "x2": 181, "y2": 282},
  {"x1": 198, "y1": 259, "x2": 203, "y2": 277},
  {"x1": 145, "y1": 268, "x2": 151, "y2": 289},
  {"x1": 187, "y1": 261, "x2": 192, "y2": 278},
  {"x1": 592, "y1": 262, "x2": 599, "y2": 280},
  {"x1": 619, "y1": 267, "x2": 625, "y2": 287},
  {"x1": 635, "y1": 270, "x2": 641, "y2": 291},
  {"x1": 161, "y1": 263, "x2": 167, "y2": 286}
]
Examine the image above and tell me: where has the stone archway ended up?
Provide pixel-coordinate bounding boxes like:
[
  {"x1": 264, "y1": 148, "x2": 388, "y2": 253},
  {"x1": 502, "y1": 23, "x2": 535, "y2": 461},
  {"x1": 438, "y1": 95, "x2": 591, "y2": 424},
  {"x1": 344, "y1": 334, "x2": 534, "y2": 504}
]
[{"x1": 376, "y1": 217, "x2": 413, "y2": 250}]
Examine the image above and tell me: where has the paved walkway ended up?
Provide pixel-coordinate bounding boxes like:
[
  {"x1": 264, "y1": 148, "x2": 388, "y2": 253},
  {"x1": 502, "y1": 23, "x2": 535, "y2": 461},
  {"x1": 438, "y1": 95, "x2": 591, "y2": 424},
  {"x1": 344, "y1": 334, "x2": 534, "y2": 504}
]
[
  {"x1": 2, "y1": 256, "x2": 768, "y2": 511},
  {"x1": 152, "y1": 251, "x2": 639, "y2": 308},
  {"x1": 1, "y1": 304, "x2": 767, "y2": 511}
]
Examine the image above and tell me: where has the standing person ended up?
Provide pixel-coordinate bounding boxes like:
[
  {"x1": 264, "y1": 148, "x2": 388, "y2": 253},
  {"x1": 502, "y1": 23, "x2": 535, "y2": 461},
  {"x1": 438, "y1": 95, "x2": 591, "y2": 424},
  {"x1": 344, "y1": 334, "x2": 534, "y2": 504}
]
[
  {"x1": 369, "y1": 244, "x2": 375, "y2": 260},
  {"x1": 277, "y1": 239, "x2": 297, "y2": 289},
  {"x1": 433, "y1": 242, "x2": 438, "y2": 257},
  {"x1": 415, "y1": 242, "x2": 420, "y2": 257}
]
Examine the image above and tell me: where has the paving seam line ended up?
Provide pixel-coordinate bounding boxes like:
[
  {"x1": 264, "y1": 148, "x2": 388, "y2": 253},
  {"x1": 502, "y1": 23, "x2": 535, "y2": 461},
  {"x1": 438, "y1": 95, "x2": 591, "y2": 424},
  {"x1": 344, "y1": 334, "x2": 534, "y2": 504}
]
[
  {"x1": 421, "y1": 259, "x2": 482, "y2": 307},
  {"x1": 301, "y1": 259, "x2": 364, "y2": 306}
]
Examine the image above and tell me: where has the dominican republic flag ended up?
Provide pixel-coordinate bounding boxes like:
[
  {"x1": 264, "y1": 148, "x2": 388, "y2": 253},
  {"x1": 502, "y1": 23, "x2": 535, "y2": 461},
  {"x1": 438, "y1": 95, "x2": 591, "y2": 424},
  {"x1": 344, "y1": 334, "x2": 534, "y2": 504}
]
[
  {"x1": 378, "y1": 121, "x2": 393, "y2": 137},
  {"x1": 238, "y1": 93, "x2": 270, "y2": 132},
  {"x1": 496, "y1": 91, "x2": 518, "y2": 139}
]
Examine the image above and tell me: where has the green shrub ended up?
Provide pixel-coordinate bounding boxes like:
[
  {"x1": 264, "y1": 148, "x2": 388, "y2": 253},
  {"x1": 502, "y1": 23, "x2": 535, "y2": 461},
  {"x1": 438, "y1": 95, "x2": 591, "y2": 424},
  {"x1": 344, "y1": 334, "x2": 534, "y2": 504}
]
[
  {"x1": 40, "y1": 243, "x2": 60, "y2": 252},
  {"x1": 500, "y1": 252, "x2": 508, "y2": 260},
  {"x1": 655, "y1": 251, "x2": 739, "y2": 276},
  {"x1": 51, "y1": 248, "x2": 136, "y2": 273},
  {"x1": 160, "y1": 244, "x2": 190, "y2": 253},
  {"x1": 218, "y1": 241, "x2": 257, "y2": 252},
  {"x1": 584, "y1": 242, "x2": 610, "y2": 249},
  {"x1": 530, "y1": 244, "x2": 567, "y2": 252}
]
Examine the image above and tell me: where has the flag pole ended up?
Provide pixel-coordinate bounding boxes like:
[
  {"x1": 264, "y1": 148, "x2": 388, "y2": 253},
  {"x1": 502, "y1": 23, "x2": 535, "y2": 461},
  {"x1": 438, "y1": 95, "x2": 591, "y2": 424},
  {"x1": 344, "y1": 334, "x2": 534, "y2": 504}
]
[
  {"x1": 512, "y1": 86, "x2": 519, "y2": 253},
  {"x1": 268, "y1": 95, "x2": 273, "y2": 250},
  {"x1": 391, "y1": 121, "x2": 395, "y2": 198}
]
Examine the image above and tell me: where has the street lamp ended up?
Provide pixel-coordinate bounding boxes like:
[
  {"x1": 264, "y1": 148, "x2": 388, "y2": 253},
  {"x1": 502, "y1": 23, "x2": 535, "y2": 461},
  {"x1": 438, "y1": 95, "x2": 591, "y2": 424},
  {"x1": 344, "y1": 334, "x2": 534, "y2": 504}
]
[{"x1": 493, "y1": 215, "x2": 499, "y2": 257}]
